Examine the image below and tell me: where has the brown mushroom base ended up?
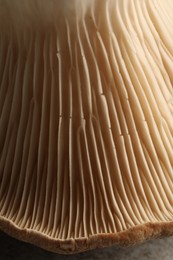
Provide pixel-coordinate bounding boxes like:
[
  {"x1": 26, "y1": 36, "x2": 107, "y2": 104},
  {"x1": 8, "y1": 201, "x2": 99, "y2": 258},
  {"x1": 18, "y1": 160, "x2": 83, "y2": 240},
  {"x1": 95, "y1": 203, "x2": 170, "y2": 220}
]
[
  {"x1": 0, "y1": 217, "x2": 173, "y2": 254},
  {"x1": 0, "y1": 0, "x2": 173, "y2": 254}
]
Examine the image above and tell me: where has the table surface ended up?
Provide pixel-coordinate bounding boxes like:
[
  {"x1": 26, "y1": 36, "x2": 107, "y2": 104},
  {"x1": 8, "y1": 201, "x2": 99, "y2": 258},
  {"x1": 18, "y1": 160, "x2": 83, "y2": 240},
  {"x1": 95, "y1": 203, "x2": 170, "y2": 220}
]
[{"x1": 0, "y1": 231, "x2": 172, "y2": 260}]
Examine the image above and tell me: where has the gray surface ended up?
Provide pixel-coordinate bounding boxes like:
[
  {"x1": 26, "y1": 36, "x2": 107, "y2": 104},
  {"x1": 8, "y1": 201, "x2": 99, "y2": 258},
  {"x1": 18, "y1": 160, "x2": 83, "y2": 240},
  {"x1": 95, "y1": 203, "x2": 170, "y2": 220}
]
[{"x1": 0, "y1": 231, "x2": 173, "y2": 260}]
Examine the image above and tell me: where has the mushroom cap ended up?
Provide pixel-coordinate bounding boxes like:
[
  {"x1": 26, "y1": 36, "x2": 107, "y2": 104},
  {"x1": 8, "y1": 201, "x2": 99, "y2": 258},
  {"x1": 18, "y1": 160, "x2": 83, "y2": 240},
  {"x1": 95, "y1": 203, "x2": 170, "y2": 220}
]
[{"x1": 0, "y1": 0, "x2": 173, "y2": 254}]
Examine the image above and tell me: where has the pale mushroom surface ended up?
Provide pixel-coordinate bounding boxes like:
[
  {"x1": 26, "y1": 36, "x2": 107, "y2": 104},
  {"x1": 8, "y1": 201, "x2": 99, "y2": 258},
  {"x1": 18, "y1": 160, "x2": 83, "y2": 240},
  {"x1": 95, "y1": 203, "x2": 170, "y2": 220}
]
[{"x1": 0, "y1": 0, "x2": 173, "y2": 254}]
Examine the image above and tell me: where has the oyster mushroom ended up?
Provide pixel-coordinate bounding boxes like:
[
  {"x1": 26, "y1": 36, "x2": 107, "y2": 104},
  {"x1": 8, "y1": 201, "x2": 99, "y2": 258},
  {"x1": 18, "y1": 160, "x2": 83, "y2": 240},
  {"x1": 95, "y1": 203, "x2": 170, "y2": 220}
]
[{"x1": 0, "y1": 0, "x2": 173, "y2": 254}]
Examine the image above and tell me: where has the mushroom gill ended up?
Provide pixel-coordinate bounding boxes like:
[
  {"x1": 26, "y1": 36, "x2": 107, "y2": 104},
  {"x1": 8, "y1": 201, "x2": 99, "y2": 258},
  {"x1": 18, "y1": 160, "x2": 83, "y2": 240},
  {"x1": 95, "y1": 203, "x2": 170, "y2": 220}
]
[{"x1": 0, "y1": 0, "x2": 173, "y2": 254}]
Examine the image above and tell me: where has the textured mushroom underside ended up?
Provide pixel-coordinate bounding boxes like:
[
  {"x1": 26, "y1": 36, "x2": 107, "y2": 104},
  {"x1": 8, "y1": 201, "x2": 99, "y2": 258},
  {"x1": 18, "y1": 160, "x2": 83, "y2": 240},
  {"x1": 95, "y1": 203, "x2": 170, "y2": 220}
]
[{"x1": 0, "y1": 0, "x2": 173, "y2": 254}]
